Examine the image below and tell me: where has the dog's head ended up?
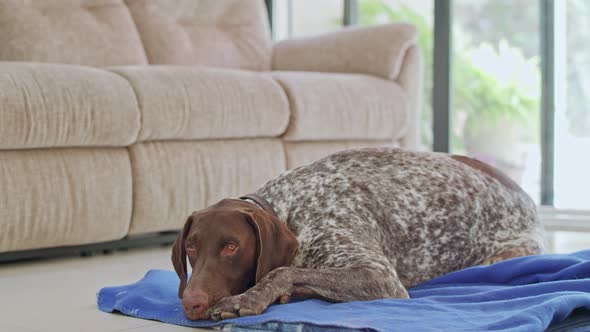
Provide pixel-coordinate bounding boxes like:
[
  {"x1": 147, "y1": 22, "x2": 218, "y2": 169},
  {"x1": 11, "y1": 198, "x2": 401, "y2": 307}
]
[{"x1": 171, "y1": 199, "x2": 298, "y2": 320}]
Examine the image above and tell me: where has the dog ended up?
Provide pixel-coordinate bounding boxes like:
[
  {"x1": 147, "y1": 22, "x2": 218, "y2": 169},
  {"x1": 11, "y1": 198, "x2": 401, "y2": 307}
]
[{"x1": 171, "y1": 148, "x2": 544, "y2": 320}]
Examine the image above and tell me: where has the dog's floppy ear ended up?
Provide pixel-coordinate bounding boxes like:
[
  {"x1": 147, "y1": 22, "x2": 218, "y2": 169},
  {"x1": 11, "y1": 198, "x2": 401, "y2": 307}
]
[
  {"x1": 244, "y1": 208, "x2": 299, "y2": 283},
  {"x1": 171, "y1": 214, "x2": 194, "y2": 298}
]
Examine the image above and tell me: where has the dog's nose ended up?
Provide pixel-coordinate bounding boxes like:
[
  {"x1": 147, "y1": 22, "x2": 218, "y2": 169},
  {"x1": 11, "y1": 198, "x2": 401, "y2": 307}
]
[{"x1": 182, "y1": 289, "x2": 209, "y2": 320}]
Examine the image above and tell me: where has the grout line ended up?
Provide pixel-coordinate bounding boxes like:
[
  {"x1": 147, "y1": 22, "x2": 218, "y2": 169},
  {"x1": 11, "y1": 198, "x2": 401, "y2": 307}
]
[{"x1": 111, "y1": 322, "x2": 159, "y2": 332}]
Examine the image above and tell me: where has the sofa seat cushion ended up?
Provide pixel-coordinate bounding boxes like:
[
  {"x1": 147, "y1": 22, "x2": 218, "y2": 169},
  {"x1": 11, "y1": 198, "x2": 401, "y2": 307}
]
[
  {"x1": 272, "y1": 71, "x2": 409, "y2": 141},
  {"x1": 128, "y1": 139, "x2": 286, "y2": 234},
  {"x1": 0, "y1": 62, "x2": 140, "y2": 149},
  {"x1": 110, "y1": 66, "x2": 289, "y2": 141}
]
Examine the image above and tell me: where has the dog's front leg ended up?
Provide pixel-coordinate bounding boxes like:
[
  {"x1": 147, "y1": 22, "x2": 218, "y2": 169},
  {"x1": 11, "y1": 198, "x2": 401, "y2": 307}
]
[
  {"x1": 208, "y1": 266, "x2": 293, "y2": 320},
  {"x1": 209, "y1": 264, "x2": 408, "y2": 320}
]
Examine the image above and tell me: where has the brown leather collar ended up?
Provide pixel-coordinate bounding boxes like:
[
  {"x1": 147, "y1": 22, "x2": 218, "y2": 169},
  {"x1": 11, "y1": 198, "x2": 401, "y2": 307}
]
[{"x1": 239, "y1": 194, "x2": 278, "y2": 219}]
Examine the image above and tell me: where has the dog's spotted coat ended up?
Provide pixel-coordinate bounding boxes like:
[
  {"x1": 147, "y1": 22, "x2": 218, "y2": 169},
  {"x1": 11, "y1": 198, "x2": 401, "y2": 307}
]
[{"x1": 210, "y1": 148, "x2": 544, "y2": 319}]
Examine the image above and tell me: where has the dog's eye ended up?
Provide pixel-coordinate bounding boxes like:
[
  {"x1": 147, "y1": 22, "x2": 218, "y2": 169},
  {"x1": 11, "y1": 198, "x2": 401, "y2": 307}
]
[
  {"x1": 222, "y1": 243, "x2": 238, "y2": 255},
  {"x1": 185, "y1": 244, "x2": 197, "y2": 256}
]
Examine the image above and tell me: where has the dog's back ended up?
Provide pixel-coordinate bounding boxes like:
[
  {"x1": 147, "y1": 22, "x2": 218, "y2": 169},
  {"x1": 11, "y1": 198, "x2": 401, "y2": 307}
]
[{"x1": 257, "y1": 148, "x2": 543, "y2": 287}]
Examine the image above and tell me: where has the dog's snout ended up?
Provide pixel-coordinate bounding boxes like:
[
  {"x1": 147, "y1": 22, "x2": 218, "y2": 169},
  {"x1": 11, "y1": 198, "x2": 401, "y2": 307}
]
[{"x1": 182, "y1": 289, "x2": 209, "y2": 320}]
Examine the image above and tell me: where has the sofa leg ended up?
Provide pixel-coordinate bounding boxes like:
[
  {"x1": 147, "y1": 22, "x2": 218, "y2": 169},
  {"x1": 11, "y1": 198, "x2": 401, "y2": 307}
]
[
  {"x1": 80, "y1": 251, "x2": 96, "y2": 257},
  {"x1": 0, "y1": 232, "x2": 179, "y2": 263}
]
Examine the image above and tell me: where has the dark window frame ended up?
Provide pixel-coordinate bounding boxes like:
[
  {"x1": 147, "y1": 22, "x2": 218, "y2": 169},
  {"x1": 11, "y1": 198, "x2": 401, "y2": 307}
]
[{"x1": 540, "y1": 0, "x2": 555, "y2": 206}]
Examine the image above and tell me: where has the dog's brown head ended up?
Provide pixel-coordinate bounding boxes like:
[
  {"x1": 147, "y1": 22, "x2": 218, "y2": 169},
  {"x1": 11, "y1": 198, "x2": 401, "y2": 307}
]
[{"x1": 171, "y1": 199, "x2": 298, "y2": 320}]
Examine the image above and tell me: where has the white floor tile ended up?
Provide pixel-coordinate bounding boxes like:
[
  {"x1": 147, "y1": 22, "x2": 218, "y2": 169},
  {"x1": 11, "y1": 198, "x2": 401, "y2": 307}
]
[
  {"x1": 0, "y1": 247, "x2": 212, "y2": 332},
  {"x1": 116, "y1": 322, "x2": 208, "y2": 331},
  {"x1": 0, "y1": 323, "x2": 42, "y2": 332}
]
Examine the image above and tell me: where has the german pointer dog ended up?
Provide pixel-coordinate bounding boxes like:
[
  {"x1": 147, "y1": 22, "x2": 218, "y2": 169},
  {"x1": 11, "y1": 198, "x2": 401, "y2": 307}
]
[{"x1": 171, "y1": 148, "x2": 544, "y2": 320}]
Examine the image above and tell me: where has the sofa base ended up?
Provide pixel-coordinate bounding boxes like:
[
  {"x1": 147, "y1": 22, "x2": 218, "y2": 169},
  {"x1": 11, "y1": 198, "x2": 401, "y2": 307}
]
[{"x1": 0, "y1": 232, "x2": 177, "y2": 264}]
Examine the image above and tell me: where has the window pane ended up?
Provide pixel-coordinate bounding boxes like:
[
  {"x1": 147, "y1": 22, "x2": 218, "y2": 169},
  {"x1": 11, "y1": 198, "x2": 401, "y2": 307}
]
[
  {"x1": 359, "y1": 0, "x2": 434, "y2": 151},
  {"x1": 291, "y1": 0, "x2": 343, "y2": 37},
  {"x1": 553, "y1": 231, "x2": 590, "y2": 253},
  {"x1": 452, "y1": 0, "x2": 541, "y2": 203},
  {"x1": 554, "y1": 0, "x2": 590, "y2": 210}
]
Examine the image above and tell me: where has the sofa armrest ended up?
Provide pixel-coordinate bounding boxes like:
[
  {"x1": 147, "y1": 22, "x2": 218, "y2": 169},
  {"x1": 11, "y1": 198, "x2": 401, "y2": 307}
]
[
  {"x1": 272, "y1": 23, "x2": 418, "y2": 81},
  {"x1": 397, "y1": 44, "x2": 424, "y2": 150},
  {"x1": 273, "y1": 23, "x2": 423, "y2": 150}
]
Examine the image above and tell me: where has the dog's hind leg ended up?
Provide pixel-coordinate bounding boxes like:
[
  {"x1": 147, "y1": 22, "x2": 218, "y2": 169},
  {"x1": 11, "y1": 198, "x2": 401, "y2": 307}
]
[{"x1": 480, "y1": 238, "x2": 544, "y2": 265}]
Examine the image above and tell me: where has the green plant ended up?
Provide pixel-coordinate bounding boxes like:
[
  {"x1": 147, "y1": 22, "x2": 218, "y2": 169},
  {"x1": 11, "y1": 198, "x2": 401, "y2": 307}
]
[
  {"x1": 454, "y1": 42, "x2": 540, "y2": 144},
  {"x1": 359, "y1": 0, "x2": 540, "y2": 150}
]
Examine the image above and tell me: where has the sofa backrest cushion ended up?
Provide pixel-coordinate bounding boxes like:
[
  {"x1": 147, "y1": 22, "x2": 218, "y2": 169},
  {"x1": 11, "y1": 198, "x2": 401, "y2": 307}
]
[
  {"x1": 125, "y1": 0, "x2": 272, "y2": 70},
  {"x1": 0, "y1": 0, "x2": 271, "y2": 70},
  {"x1": 0, "y1": 0, "x2": 148, "y2": 66}
]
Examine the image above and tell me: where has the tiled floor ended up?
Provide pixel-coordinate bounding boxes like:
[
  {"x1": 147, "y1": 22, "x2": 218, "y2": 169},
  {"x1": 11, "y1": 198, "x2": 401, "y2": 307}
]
[
  {"x1": 0, "y1": 247, "x2": 210, "y2": 332},
  {"x1": 3, "y1": 237, "x2": 588, "y2": 332}
]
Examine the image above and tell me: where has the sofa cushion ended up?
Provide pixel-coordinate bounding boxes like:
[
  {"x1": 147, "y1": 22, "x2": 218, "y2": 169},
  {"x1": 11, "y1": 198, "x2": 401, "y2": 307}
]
[
  {"x1": 0, "y1": 0, "x2": 147, "y2": 66},
  {"x1": 128, "y1": 139, "x2": 286, "y2": 234},
  {"x1": 126, "y1": 0, "x2": 271, "y2": 70},
  {"x1": 110, "y1": 66, "x2": 289, "y2": 141},
  {"x1": 272, "y1": 71, "x2": 409, "y2": 141},
  {"x1": 0, "y1": 148, "x2": 132, "y2": 252},
  {"x1": 0, "y1": 63, "x2": 140, "y2": 149}
]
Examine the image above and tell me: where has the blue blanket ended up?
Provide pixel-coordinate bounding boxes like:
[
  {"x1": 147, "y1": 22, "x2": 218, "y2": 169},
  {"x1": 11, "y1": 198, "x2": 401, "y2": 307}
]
[{"x1": 98, "y1": 251, "x2": 590, "y2": 331}]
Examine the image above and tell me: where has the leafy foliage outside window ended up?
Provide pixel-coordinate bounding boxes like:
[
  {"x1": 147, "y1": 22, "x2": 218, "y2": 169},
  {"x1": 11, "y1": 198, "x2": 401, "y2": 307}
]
[{"x1": 359, "y1": 0, "x2": 540, "y2": 154}]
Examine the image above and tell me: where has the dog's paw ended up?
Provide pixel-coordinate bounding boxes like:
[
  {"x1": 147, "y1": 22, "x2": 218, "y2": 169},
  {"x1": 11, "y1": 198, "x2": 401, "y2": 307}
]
[{"x1": 208, "y1": 293, "x2": 269, "y2": 321}]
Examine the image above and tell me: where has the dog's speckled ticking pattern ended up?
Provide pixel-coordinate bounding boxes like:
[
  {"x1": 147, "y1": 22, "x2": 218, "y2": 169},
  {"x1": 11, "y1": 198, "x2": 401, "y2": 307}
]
[{"x1": 172, "y1": 148, "x2": 544, "y2": 321}]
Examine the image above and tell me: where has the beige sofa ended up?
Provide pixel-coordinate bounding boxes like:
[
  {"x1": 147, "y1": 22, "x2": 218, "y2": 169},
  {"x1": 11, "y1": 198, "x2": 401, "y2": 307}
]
[{"x1": 0, "y1": 0, "x2": 422, "y2": 254}]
